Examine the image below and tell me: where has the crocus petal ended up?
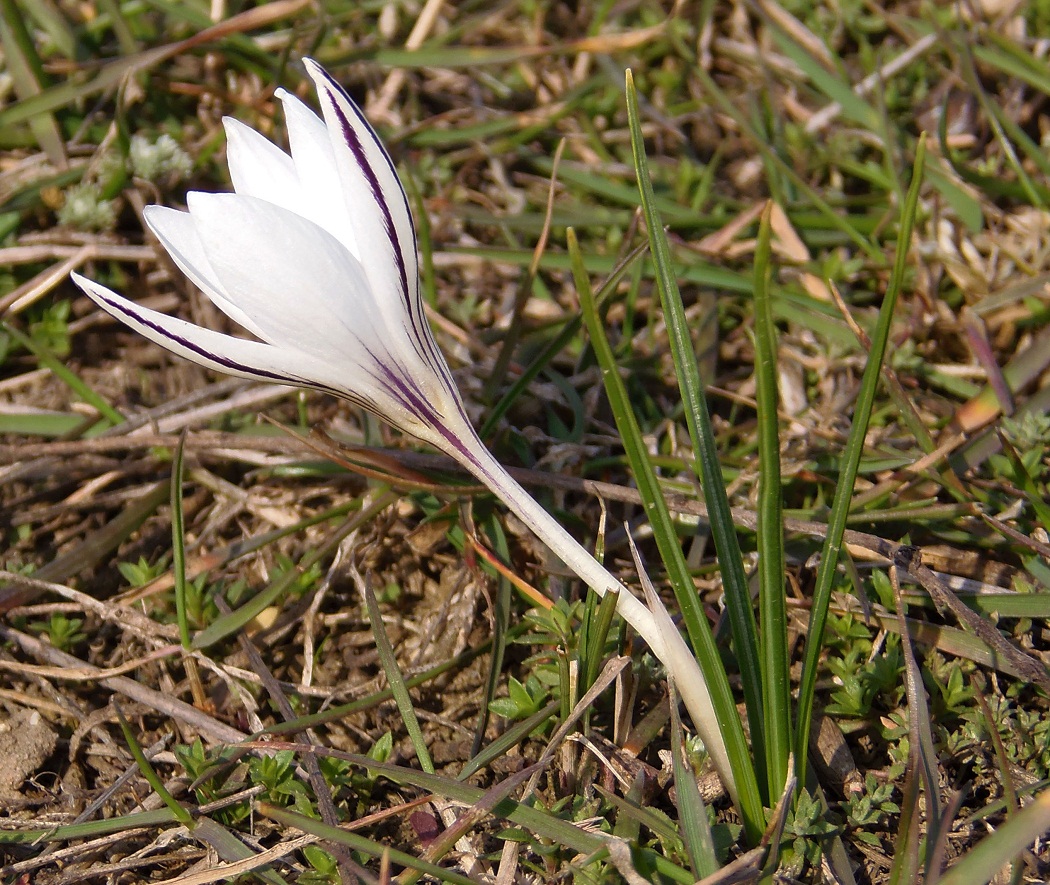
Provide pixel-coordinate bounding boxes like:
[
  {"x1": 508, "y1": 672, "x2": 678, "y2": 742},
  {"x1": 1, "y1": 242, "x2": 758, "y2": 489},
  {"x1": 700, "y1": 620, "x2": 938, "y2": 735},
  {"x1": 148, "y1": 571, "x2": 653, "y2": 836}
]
[
  {"x1": 302, "y1": 60, "x2": 419, "y2": 330},
  {"x1": 224, "y1": 116, "x2": 302, "y2": 213},
  {"x1": 185, "y1": 191, "x2": 381, "y2": 361},
  {"x1": 143, "y1": 205, "x2": 268, "y2": 342},
  {"x1": 72, "y1": 272, "x2": 347, "y2": 394},
  {"x1": 277, "y1": 90, "x2": 359, "y2": 258}
]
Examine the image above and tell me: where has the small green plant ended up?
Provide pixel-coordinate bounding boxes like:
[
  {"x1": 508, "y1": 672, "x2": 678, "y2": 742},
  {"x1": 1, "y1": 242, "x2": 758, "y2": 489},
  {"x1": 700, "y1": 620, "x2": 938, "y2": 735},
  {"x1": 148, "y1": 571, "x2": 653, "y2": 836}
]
[
  {"x1": 173, "y1": 739, "x2": 251, "y2": 824},
  {"x1": 780, "y1": 789, "x2": 843, "y2": 877},
  {"x1": 825, "y1": 634, "x2": 905, "y2": 719},
  {"x1": 298, "y1": 844, "x2": 339, "y2": 885},
  {"x1": 347, "y1": 732, "x2": 394, "y2": 813},
  {"x1": 30, "y1": 614, "x2": 86, "y2": 652},
  {"x1": 118, "y1": 556, "x2": 168, "y2": 587},
  {"x1": 489, "y1": 674, "x2": 549, "y2": 720},
  {"x1": 183, "y1": 574, "x2": 220, "y2": 629},
  {"x1": 844, "y1": 774, "x2": 901, "y2": 846},
  {"x1": 925, "y1": 653, "x2": 974, "y2": 719},
  {"x1": 269, "y1": 554, "x2": 324, "y2": 599},
  {"x1": 249, "y1": 749, "x2": 314, "y2": 815},
  {"x1": 57, "y1": 182, "x2": 117, "y2": 231},
  {"x1": 28, "y1": 300, "x2": 72, "y2": 358}
]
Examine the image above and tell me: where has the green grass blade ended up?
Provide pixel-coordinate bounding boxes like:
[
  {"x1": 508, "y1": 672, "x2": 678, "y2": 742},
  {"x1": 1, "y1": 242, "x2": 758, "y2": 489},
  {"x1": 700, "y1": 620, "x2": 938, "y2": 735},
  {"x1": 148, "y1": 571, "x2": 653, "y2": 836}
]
[
  {"x1": 114, "y1": 701, "x2": 193, "y2": 827},
  {"x1": 2, "y1": 322, "x2": 124, "y2": 426},
  {"x1": 192, "y1": 492, "x2": 394, "y2": 649},
  {"x1": 0, "y1": 410, "x2": 98, "y2": 437},
  {"x1": 933, "y1": 789, "x2": 1050, "y2": 885},
  {"x1": 752, "y1": 203, "x2": 791, "y2": 799},
  {"x1": 171, "y1": 433, "x2": 191, "y2": 650},
  {"x1": 273, "y1": 751, "x2": 697, "y2": 883},
  {"x1": 888, "y1": 763, "x2": 922, "y2": 885},
  {"x1": 263, "y1": 634, "x2": 510, "y2": 738},
  {"x1": 114, "y1": 704, "x2": 289, "y2": 884},
  {"x1": 669, "y1": 683, "x2": 719, "y2": 878},
  {"x1": 973, "y1": 36, "x2": 1050, "y2": 98},
  {"x1": 460, "y1": 701, "x2": 559, "y2": 781},
  {"x1": 568, "y1": 228, "x2": 764, "y2": 843},
  {"x1": 260, "y1": 803, "x2": 477, "y2": 885},
  {"x1": 188, "y1": 819, "x2": 290, "y2": 885},
  {"x1": 22, "y1": 0, "x2": 78, "y2": 58},
  {"x1": 480, "y1": 240, "x2": 649, "y2": 440},
  {"x1": 0, "y1": 0, "x2": 67, "y2": 168},
  {"x1": 358, "y1": 567, "x2": 435, "y2": 775},
  {"x1": 582, "y1": 582, "x2": 621, "y2": 699},
  {"x1": 766, "y1": 23, "x2": 878, "y2": 130},
  {"x1": 794, "y1": 135, "x2": 929, "y2": 778},
  {"x1": 625, "y1": 70, "x2": 768, "y2": 800},
  {"x1": 0, "y1": 808, "x2": 181, "y2": 843},
  {"x1": 960, "y1": 47, "x2": 1046, "y2": 210}
]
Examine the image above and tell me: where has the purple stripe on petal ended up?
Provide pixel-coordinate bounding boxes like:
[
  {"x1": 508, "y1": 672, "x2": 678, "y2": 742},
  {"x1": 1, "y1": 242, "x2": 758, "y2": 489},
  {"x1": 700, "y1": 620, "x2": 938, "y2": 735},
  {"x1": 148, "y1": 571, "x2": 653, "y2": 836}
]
[
  {"x1": 95, "y1": 288, "x2": 381, "y2": 417},
  {"x1": 314, "y1": 67, "x2": 413, "y2": 308},
  {"x1": 371, "y1": 357, "x2": 474, "y2": 459},
  {"x1": 100, "y1": 295, "x2": 300, "y2": 386},
  {"x1": 308, "y1": 65, "x2": 467, "y2": 415}
]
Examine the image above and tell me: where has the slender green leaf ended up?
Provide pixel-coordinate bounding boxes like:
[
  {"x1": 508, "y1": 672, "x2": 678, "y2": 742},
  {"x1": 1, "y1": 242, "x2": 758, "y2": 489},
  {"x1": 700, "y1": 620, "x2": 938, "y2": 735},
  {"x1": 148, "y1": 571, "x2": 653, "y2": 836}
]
[
  {"x1": 669, "y1": 684, "x2": 719, "y2": 878},
  {"x1": 625, "y1": 70, "x2": 768, "y2": 816},
  {"x1": 171, "y1": 433, "x2": 190, "y2": 650},
  {"x1": 766, "y1": 24, "x2": 879, "y2": 129},
  {"x1": 569, "y1": 227, "x2": 763, "y2": 843},
  {"x1": 359, "y1": 568, "x2": 435, "y2": 774},
  {"x1": 0, "y1": 0, "x2": 67, "y2": 167},
  {"x1": 752, "y1": 203, "x2": 791, "y2": 800},
  {"x1": 0, "y1": 808, "x2": 181, "y2": 843},
  {"x1": 262, "y1": 752, "x2": 697, "y2": 883},
  {"x1": 114, "y1": 701, "x2": 192, "y2": 826},
  {"x1": 461, "y1": 701, "x2": 559, "y2": 781},
  {"x1": 794, "y1": 136, "x2": 928, "y2": 776},
  {"x1": 2, "y1": 322, "x2": 124, "y2": 426}
]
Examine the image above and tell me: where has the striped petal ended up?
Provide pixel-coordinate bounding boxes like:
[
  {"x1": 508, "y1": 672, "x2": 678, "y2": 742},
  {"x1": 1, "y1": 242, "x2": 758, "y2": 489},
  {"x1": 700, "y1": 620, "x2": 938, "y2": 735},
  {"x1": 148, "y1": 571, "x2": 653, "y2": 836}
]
[
  {"x1": 302, "y1": 60, "x2": 420, "y2": 333},
  {"x1": 72, "y1": 272, "x2": 345, "y2": 393}
]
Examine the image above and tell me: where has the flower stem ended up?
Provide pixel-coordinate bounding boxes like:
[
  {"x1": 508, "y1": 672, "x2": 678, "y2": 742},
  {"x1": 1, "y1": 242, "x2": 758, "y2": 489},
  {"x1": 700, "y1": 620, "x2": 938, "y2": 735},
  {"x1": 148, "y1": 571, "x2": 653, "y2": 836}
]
[{"x1": 453, "y1": 433, "x2": 738, "y2": 807}]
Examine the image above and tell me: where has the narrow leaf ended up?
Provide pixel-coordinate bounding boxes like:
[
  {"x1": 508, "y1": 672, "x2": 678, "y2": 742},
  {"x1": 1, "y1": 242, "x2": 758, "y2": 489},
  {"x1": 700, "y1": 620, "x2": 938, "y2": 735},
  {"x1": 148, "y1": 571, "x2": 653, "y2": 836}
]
[
  {"x1": 569, "y1": 226, "x2": 762, "y2": 842},
  {"x1": 752, "y1": 203, "x2": 791, "y2": 800},
  {"x1": 794, "y1": 135, "x2": 928, "y2": 775},
  {"x1": 357, "y1": 566, "x2": 435, "y2": 775}
]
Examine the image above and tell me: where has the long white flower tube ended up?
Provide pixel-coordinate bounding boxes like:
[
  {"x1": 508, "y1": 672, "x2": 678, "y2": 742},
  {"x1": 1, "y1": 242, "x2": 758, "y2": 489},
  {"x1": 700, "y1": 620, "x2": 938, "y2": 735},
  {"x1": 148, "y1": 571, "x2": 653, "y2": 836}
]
[{"x1": 72, "y1": 59, "x2": 736, "y2": 802}]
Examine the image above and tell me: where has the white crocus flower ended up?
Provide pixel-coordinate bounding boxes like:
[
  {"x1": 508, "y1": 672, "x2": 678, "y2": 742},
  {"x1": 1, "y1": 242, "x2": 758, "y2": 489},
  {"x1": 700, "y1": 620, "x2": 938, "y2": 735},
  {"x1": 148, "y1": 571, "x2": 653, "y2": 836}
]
[{"x1": 72, "y1": 59, "x2": 735, "y2": 803}]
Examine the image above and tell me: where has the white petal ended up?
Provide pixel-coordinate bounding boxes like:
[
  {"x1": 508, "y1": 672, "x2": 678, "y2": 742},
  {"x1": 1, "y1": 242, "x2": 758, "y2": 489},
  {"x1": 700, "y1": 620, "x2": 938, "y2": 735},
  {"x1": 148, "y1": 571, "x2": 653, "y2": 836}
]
[
  {"x1": 72, "y1": 272, "x2": 339, "y2": 390},
  {"x1": 72, "y1": 272, "x2": 450, "y2": 446},
  {"x1": 185, "y1": 191, "x2": 381, "y2": 363},
  {"x1": 223, "y1": 116, "x2": 302, "y2": 214},
  {"x1": 143, "y1": 205, "x2": 268, "y2": 341},
  {"x1": 302, "y1": 59, "x2": 420, "y2": 330},
  {"x1": 275, "y1": 89, "x2": 359, "y2": 257}
]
